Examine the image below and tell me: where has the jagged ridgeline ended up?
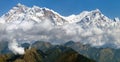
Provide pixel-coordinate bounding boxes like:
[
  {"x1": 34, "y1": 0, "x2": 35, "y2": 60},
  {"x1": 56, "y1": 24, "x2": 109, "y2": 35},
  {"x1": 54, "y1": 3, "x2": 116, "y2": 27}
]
[{"x1": 0, "y1": 46, "x2": 95, "y2": 62}]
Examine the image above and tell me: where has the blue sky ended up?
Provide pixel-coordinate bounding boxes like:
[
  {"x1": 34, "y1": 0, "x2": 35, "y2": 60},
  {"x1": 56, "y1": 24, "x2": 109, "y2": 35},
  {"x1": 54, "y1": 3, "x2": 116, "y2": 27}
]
[{"x1": 0, "y1": 0, "x2": 120, "y2": 19}]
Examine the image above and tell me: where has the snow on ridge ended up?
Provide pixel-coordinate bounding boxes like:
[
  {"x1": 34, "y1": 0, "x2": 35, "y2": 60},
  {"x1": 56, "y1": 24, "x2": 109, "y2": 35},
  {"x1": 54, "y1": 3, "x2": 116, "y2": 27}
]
[{"x1": 0, "y1": 3, "x2": 119, "y2": 24}]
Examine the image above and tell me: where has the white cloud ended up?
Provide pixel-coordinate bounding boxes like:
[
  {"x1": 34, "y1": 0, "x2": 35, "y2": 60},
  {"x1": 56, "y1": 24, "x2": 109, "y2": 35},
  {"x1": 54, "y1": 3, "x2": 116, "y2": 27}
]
[
  {"x1": 8, "y1": 39, "x2": 25, "y2": 55},
  {"x1": 0, "y1": 19, "x2": 120, "y2": 49}
]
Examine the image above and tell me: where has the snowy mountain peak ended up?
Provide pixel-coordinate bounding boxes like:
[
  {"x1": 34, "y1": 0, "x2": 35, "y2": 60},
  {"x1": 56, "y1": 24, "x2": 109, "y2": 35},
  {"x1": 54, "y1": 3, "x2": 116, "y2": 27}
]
[
  {"x1": 78, "y1": 9, "x2": 112, "y2": 25},
  {"x1": 0, "y1": 4, "x2": 119, "y2": 25},
  {"x1": 65, "y1": 9, "x2": 111, "y2": 24},
  {"x1": 32, "y1": 5, "x2": 41, "y2": 9},
  {"x1": 91, "y1": 9, "x2": 101, "y2": 13},
  {"x1": 14, "y1": 3, "x2": 29, "y2": 12},
  {"x1": 16, "y1": 3, "x2": 25, "y2": 7},
  {"x1": 0, "y1": 3, "x2": 67, "y2": 25},
  {"x1": 114, "y1": 17, "x2": 120, "y2": 22}
]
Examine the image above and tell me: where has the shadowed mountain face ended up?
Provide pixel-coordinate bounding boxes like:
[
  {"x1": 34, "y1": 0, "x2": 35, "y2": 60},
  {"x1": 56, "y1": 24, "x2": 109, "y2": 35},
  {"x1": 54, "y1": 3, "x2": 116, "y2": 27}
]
[
  {"x1": 31, "y1": 41, "x2": 52, "y2": 52},
  {"x1": 0, "y1": 41, "x2": 12, "y2": 54},
  {"x1": 44, "y1": 45, "x2": 95, "y2": 62},
  {"x1": 64, "y1": 41, "x2": 120, "y2": 62},
  {"x1": 2, "y1": 41, "x2": 120, "y2": 62},
  {"x1": 0, "y1": 45, "x2": 95, "y2": 62}
]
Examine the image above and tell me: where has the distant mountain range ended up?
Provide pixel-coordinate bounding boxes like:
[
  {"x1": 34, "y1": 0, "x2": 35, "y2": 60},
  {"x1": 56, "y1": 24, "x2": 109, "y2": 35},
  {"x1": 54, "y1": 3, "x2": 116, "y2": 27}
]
[{"x1": 0, "y1": 3, "x2": 119, "y2": 25}]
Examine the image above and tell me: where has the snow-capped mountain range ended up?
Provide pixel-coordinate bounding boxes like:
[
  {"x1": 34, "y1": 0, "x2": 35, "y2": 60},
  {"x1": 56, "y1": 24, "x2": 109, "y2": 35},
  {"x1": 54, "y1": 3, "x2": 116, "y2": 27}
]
[
  {"x1": 0, "y1": 3, "x2": 120, "y2": 48},
  {"x1": 0, "y1": 3, "x2": 119, "y2": 25},
  {"x1": 0, "y1": 3, "x2": 68, "y2": 25}
]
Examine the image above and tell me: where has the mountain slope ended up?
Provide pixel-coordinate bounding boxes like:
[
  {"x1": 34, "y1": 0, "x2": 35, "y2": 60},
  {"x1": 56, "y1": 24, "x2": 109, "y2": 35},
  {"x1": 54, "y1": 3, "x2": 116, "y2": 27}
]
[
  {"x1": 0, "y1": 47, "x2": 95, "y2": 62},
  {"x1": 64, "y1": 41, "x2": 120, "y2": 62},
  {"x1": 46, "y1": 45, "x2": 95, "y2": 62}
]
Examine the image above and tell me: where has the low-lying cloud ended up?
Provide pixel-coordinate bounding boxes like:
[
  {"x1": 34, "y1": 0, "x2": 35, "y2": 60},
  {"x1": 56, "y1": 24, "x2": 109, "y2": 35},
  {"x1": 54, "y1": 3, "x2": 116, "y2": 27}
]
[
  {"x1": 8, "y1": 39, "x2": 25, "y2": 55},
  {"x1": 0, "y1": 19, "x2": 120, "y2": 50}
]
